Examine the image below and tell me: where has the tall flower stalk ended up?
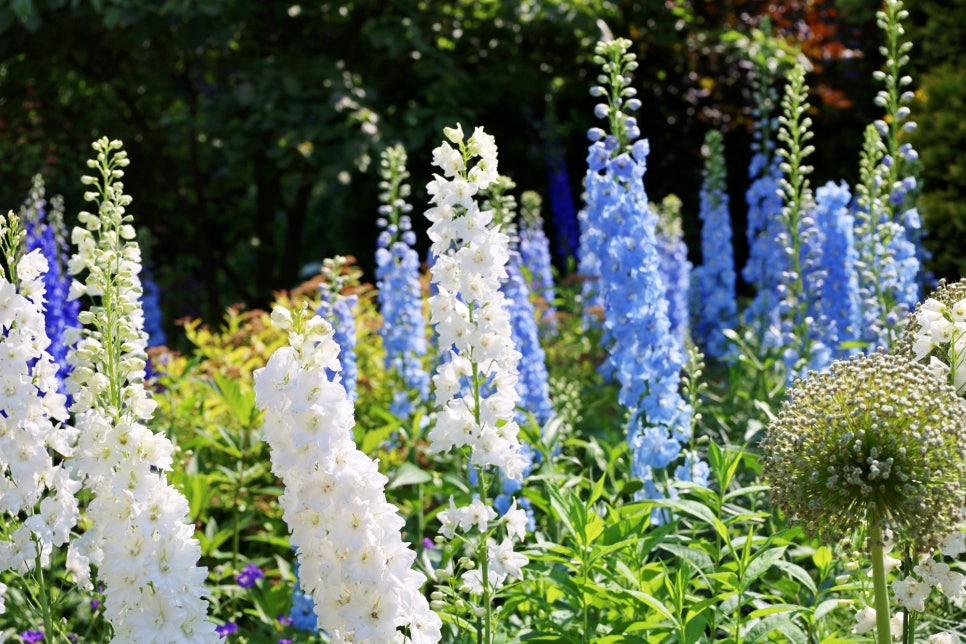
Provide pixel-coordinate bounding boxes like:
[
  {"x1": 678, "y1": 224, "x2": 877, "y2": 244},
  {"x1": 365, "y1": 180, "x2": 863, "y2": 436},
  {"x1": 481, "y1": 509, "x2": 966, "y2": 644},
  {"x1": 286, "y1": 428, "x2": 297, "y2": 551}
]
[
  {"x1": 63, "y1": 138, "x2": 216, "y2": 641},
  {"x1": 316, "y1": 255, "x2": 359, "y2": 402},
  {"x1": 774, "y1": 62, "x2": 830, "y2": 379},
  {"x1": 581, "y1": 38, "x2": 694, "y2": 505},
  {"x1": 0, "y1": 212, "x2": 78, "y2": 639},
  {"x1": 741, "y1": 44, "x2": 785, "y2": 347},
  {"x1": 692, "y1": 129, "x2": 737, "y2": 359},
  {"x1": 253, "y1": 302, "x2": 441, "y2": 642},
  {"x1": 424, "y1": 123, "x2": 530, "y2": 643},
  {"x1": 21, "y1": 174, "x2": 81, "y2": 385},
  {"x1": 854, "y1": 0, "x2": 921, "y2": 351},
  {"x1": 518, "y1": 190, "x2": 557, "y2": 328},
  {"x1": 375, "y1": 144, "x2": 430, "y2": 419}
]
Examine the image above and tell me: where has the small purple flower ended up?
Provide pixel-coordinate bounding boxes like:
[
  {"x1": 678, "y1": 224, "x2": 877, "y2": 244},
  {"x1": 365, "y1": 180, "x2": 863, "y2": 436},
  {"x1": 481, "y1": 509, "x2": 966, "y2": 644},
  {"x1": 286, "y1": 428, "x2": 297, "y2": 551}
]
[
  {"x1": 277, "y1": 614, "x2": 294, "y2": 627},
  {"x1": 235, "y1": 563, "x2": 264, "y2": 588},
  {"x1": 215, "y1": 622, "x2": 238, "y2": 637},
  {"x1": 91, "y1": 598, "x2": 101, "y2": 610},
  {"x1": 422, "y1": 537, "x2": 435, "y2": 550},
  {"x1": 279, "y1": 641, "x2": 293, "y2": 644},
  {"x1": 21, "y1": 632, "x2": 44, "y2": 643}
]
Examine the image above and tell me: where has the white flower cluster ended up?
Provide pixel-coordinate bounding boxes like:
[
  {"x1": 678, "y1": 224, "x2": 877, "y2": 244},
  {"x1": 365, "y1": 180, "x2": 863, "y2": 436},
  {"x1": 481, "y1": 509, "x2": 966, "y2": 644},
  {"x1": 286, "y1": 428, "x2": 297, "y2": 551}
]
[
  {"x1": 62, "y1": 139, "x2": 215, "y2": 642},
  {"x1": 911, "y1": 297, "x2": 966, "y2": 391},
  {"x1": 0, "y1": 213, "x2": 78, "y2": 596},
  {"x1": 425, "y1": 124, "x2": 528, "y2": 481},
  {"x1": 437, "y1": 497, "x2": 530, "y2": 593},
  {"x1": 253, "y1": 304, "x2": 441, "y2": 643},
  {"x1": 854, "y1": 528, "x2": 966, "y2": 640}
]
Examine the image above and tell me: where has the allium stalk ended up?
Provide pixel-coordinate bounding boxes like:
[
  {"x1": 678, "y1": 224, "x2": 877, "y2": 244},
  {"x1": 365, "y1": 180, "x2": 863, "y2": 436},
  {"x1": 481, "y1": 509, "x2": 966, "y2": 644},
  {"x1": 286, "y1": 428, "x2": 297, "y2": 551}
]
[
  {"x1": 424, "y1": 123, "x2": 530, "y2": 643},
  {"x1": 63, "y1": 138, "x2": 215, "y2": 641},
  {"x1": 253, "y1": 302, "x2": 441, "y2": 642},
  {"x1": 762, "y1": 351, "x2": 966, "y2": 642},
  {"x1": 692, "y1": 129, "x2": 737, "y2": 359},
  {"x1": 375, "y1": 144, "x2": 430, "y2": 419}
]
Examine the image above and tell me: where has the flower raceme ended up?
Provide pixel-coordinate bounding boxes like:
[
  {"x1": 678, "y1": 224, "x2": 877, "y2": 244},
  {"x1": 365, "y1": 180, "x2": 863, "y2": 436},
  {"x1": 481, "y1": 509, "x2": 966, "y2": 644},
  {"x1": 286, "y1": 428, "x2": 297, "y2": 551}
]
[
  {"x1": 0, "y1": 212, "x2": 78, "y2": 592},
  {"x1": 61, "y1": 139, "x2": 216, "y2": 642},
  {"x1": 424, "y1": 123, "x2": 529, "y2": 482},
  {"x1": 253, "y1": 303, "x2": 441, "y2": 643}
]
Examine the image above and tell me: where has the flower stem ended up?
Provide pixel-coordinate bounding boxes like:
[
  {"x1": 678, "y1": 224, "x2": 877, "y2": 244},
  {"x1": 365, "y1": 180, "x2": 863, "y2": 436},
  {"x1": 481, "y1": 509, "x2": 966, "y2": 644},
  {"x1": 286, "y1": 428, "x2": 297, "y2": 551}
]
[{"x1": 869, "y1": 522, "x2": 892, "y2": 643}]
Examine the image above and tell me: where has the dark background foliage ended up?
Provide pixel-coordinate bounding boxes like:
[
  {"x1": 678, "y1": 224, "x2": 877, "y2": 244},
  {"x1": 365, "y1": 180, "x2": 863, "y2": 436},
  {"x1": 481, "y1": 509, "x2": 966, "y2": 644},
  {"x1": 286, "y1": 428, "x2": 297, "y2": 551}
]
[{"x1": 1, "y1": 0, "x2": 962, "y2": 332}]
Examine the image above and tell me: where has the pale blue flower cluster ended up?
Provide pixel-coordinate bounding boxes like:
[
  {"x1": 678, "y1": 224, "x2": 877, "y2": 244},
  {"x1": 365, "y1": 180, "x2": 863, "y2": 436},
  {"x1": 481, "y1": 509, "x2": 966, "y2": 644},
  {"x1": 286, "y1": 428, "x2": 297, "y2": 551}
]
[
  {"x1": 741, "y1": 153, "x2": 785, "y2": 347},
  {"x1": 580, "y1": 39, "x2": 696, "y2": 500},
  {"x1": 518, "y1": 192, "x2": 557, "y2": 327},
  {"x1": 779, "y1": 195, "x2": 832, "y2": 379},
  {"x1": 317, "y1": 274, "x2": 358, "y2": 402},
  {"x1": 654, "y1": 197, "x2": 691, "y2": 355},
  {"x1": 375, "y1": 214, "x2": 430, "y2": 418},
  {"x1": 691, "y1": 131, "x2": 737, "y2": 359},
  {"x1": 814, "y1": 180, "x2": 860, "y2": 358},
  {"x1": 503, "y1": 262, "x2": 553, "y2": 427}
]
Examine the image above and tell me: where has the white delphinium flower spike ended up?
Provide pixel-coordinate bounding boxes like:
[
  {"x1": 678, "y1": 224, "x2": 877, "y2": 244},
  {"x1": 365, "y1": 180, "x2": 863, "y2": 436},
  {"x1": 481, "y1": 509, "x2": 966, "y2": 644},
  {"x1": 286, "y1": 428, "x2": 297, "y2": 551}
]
[
  {"x1": 0, "y1": 212, "x2": 79, "y2": 580},
  {"x1": 62, "y1": 139, "x2": 216, "y2": 642},
  {"x1": 254, "y1": 302, "x2": 441, "y2": 643}
]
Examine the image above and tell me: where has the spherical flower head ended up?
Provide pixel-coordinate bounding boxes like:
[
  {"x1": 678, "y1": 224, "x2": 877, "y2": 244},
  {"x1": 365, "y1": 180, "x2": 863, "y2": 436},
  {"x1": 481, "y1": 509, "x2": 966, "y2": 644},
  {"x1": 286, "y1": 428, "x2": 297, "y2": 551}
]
[{"x1": 760, "y1": 352, "x2": 966, "y2": 551}]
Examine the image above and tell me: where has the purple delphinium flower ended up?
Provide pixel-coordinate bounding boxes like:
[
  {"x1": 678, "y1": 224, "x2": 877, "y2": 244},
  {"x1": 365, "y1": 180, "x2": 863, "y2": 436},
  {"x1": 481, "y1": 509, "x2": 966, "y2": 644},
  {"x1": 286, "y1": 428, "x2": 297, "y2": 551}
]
[
  {"x1": 235, "y1": 563, "x2": 264, "y2": 589},
  {"x1": 20, "y1": 175, "x2": 81, "y2": 387},
  {"x1": 21, "y1": 632, "x2": 44, "y2": 643},
  {"x1": 547, "y1": 154, "x2": 580, "y2": 262},
  {"x1": 692, "y1": 129, "x2": 737, "y2": 359},
  {"x1": 215, "y1": 622, "x2": 238, "y2": 637},
  {"x1": 140, "y1": 265, "x2": 167, "y2": 347}
]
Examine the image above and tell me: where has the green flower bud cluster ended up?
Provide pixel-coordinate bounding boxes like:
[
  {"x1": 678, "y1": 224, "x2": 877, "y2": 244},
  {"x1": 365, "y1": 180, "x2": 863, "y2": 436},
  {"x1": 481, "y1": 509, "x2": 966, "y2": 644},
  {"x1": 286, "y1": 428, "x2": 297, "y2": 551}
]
[{"x1": 761, "y1": 352, "x2": 966, "y2": 551}]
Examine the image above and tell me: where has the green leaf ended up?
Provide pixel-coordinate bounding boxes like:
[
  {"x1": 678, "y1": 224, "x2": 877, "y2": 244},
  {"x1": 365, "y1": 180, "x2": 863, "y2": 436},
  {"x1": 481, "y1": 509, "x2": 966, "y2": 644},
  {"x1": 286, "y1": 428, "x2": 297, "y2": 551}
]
[
  {"x1": 773, "y1": 558, "x2": 818, "y2": 595},
  {"x1": 660, "y1": 498, "x2": 729, "y2": 543},
  {"x1": 742, "y1": 545, "x2": 787, "y2": 589},
  {"x1": 743, "y1": 613, "x2": 808, "y2": 644},
  {"x1": 812, "y1": 545, "x2": 833, "y2": 570},
  {"x1": 657, "y1": 542, "x2": 714, "y2": 573},
  {"x1": 388, "y1": 462, "x2": 432, "y2": 489}
]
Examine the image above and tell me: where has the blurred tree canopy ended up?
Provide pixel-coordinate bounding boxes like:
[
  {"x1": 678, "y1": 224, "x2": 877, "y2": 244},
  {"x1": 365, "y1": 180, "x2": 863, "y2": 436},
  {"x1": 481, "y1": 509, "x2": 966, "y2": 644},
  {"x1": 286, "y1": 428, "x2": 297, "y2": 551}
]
[{"x1": 1, "y1": 0, "x2": 958, "y2": 329}]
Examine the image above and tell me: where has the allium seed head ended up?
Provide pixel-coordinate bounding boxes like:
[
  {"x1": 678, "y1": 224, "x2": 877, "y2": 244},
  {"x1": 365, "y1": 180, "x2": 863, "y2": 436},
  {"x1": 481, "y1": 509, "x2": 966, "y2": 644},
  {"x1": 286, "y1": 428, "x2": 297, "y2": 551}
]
[{"x1": 761, "y1": 352, "x2": 966, "y2": 551}]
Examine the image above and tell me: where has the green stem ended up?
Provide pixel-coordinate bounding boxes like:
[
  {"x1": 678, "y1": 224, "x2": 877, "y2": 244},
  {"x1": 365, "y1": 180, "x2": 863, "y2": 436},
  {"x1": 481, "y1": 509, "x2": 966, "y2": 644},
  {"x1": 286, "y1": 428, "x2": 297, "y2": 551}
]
[
  {"x1": 869, "y1": 522, "x2": 893, "y2": 644},
  {"x1": 35, "y1": 547, "x2": 54, "y2": 639}
]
